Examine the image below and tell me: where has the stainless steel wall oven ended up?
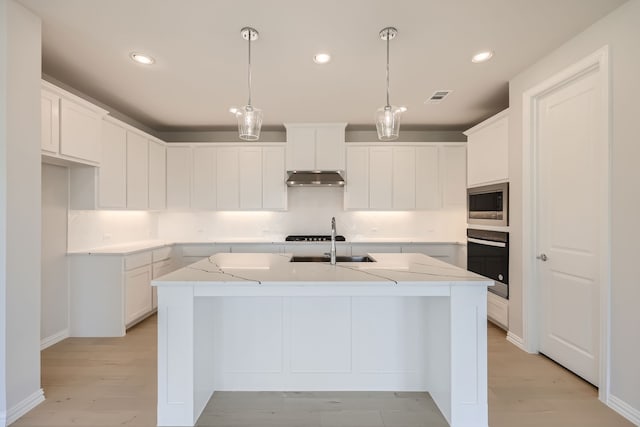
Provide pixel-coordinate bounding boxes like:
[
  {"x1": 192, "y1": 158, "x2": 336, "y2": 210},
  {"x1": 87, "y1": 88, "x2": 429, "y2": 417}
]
[{"x1": 467, "y1": 229, "x2": 509, "y2": 299}]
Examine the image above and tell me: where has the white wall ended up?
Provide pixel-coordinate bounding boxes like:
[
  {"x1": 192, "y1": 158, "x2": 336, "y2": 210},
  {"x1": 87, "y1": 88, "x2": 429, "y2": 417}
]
[
  {"x1": 41, "y1": 164, "x2": 69, "y2": 347},
  {"x1": 508, "y1": 0, "x2": 640, "y2": 420},
  {"x1": 158, "y1": 187, "x2": 467, "y2": 243},
  {"x1": 0, "y1": 0, "x2": 44, "y2": 424},
  {"x1": 67, "y1": 210, "x2": 159, "y2": 251}
]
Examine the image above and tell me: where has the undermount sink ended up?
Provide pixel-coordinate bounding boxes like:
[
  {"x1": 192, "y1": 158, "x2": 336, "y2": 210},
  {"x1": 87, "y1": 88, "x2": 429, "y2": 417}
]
[{"x1": 290, "y1": 255, "x2": 376, "y2": 263}]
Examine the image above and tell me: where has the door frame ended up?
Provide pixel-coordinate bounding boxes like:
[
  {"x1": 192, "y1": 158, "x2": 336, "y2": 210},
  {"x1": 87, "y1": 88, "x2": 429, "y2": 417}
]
[{"x1": 521, "y1": 46, "x2": 610, "y2": 401}]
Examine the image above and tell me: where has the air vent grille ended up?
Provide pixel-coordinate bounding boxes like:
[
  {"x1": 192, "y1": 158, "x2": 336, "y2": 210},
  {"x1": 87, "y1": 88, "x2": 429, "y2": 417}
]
[{"x1": 425, "y1": 90, "x2": 453, "y2": 104}]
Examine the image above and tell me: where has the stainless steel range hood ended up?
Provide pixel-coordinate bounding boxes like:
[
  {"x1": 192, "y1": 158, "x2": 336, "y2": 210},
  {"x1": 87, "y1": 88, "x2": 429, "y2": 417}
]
[{"x1": 286, "y1": 171, "x2": 345, "y2": 187}]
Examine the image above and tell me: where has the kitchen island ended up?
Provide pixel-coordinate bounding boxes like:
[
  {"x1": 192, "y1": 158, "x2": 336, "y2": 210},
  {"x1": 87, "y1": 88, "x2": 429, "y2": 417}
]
[{"x1": 152, "y1": 252, "x2": 492, "y2": 427}]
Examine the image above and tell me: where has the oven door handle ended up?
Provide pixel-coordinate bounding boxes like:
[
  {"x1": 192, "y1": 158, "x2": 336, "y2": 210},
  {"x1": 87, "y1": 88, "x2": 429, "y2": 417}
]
[{"x1": 468, "y1": 237, "x2": 507, "y2": 248}]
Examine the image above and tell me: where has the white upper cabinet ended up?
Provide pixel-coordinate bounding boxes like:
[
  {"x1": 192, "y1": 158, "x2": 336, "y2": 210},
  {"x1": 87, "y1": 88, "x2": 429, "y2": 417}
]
[
  {"x1": 60, "y1": 98, "x2": 103, "y2": 163},
  {"x1": 148, "y1": 140, "x2": 166, "y2": 210},
  {"x1": 285, "y1": 123, "x2": 346, "y2": 171},
  {"x1": 262, "y1": 146, "x2": 287, "y2": 210},
  {"x1": 192, "y1": 146, "x2": 217, "y2": 210},
  {"x1": 344, "y1": 143, "x2": 466, "y2": 211},
  {"x1": 126, "y1": 132, "x2": 149, "y2": 210},
  {"x1": 239, "y1": 147, "x2": 263, "y2": 209},
  {"x1": 41, "y1": 89, "x2": 60, "y2": 154},
  {"x1": 464, "y1": 109, "x2": 509, "y2": 187},
  {"x1": 216, "y1": 147, "x2": 240, "y2": 210},
  {"x1": 41, "y1": 81, "x2": 107, "y2": 166},
  {"x1": 98, "y1": 120, "x2": 127, "y2": 209},
  {"x1": 415, "y1": 146, "x2": 440, "y2": 210},
  {"x1": 392, "y1": 147, "x2": 416, "y2": 210},
  {"x1": 166, "y1": 146, "x2": 192, "y2": 209},
  {"x1": 441, "y1": 145, "x2": 467, "y2": 208},
  {"x1": 344, "y1": 147, "x2": 369, "y2": 210},
  {"x1": 369, "y1": 146, "x2": 393, "y2": 209}
]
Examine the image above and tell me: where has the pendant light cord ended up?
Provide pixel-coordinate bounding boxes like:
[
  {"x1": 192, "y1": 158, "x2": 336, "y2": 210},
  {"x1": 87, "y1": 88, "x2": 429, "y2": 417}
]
[
  {"x1": 386, "y1": 28, "x2": 390, "y2": 107},
  {"x1": 247, "y1": 31, "x2": 252, "y2": 107}
]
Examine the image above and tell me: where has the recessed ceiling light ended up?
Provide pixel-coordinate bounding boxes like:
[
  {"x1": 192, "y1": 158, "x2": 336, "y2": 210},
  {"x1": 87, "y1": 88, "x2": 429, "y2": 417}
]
[
  {"x1": 130, "y1": 52, "x2": 155, "y2": 65},
  {"x1": 313, "y1": 53, "x2": 331, "y2": 64},
  {"x1": 471, "y1": 51, "x2": 493, "y2": 63}
]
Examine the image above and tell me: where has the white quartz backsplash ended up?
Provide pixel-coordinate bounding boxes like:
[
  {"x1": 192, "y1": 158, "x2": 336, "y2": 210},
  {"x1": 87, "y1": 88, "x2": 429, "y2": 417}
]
[{"x1": 68, "y1": 187, "x2": 466, "y2": 250}]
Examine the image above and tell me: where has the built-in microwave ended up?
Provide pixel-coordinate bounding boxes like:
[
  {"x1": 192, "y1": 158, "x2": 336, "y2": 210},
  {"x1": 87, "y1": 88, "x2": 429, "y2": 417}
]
[{"x1": 467, "y1": 182, "x2": 509, "y2": 226}]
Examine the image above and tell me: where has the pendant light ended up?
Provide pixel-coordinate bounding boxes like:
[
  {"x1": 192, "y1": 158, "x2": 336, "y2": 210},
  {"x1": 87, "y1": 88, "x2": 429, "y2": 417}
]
[
  {"x1": 230, "y1": 27, "x2": 262, "y2": 141},
  {"x1": 375, "y1": 27, "x2": 406, "y2": 141}
]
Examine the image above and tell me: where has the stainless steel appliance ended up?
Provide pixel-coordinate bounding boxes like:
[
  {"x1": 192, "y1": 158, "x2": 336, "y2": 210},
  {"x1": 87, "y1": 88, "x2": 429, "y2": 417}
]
[
  {"x1": 285, "y1": 235, "x2": 346, "y2": 242},
  {"x1": 467, "y1": 229, "x2": 509, "y2": 299},
  {"x1": 467, "y1": 182, "x2": 509, "y2": 226}
]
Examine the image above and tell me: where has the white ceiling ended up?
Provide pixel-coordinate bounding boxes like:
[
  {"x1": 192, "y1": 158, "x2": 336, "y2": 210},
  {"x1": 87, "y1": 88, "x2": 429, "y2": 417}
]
[{"x1": 19, "y1": 0, "x2": 626, "y2": 132}]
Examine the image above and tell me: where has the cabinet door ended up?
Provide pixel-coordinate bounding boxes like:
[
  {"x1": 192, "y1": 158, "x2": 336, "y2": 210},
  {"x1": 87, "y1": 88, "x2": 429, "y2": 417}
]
[
  {"x1": 262, "y1": 146, "x2": 287, "y2": 210},
  {"x1": 41, "y1": 89, "x2": 60, "y2": 154},
  {"x1": 344, "y1": 147, "x2": 369, "y2": 210},
  {"x1": 192, "y1": 146, "x2": 217, "y2": 210},
  {"x1": 315, "y1": 125, "x2": 345, "y2": 171},
  {"x1": 125, "y1": 265, "x2": 152, "y2": 326},
  {"x1": 59, "y1": 98, "x2": 102, "y2": 163},
  {"x1": 126, "y1": 132, "x2": 149, "y2": 209},
  {"x1": 217, "y1": 147, "x2": 240, "y2": 209},
  {"x1": 467, "y1": 114, "x2": 508, "y2": 187},
  {"x1": 369, "y1": 147, "x2": 393, "y2": 210},
  {"x1": 148, "y1": 141, "x2": 166, "y2": 210},
  {"x1": 98, "y1": 120, "x2": 127, "y2": 208},
  {"x1": 415, "y1": 146, "x2": 441, "y2": 210},
  {"x1": 286, "y1": 126, "x2": 316, "y2": 171},
  {"x1": 166, "y1": 146, "x2": 191, "y2": 209},
  {"x1": 441, "y1": 145, "x2": 467, "y2": 208},
  {"x1": 239, "y1": 147, "x2": 262, "y2": 209},
  {"x1": 152, "y1": 259, "x2": 176, "y2": 309},
  {"x1": 392, "y1": 147, "x2": 416, "y2": 209}
]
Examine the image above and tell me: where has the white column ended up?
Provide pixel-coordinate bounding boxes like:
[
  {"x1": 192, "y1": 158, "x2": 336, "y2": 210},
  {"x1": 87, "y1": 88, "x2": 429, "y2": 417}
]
[{"x1": 0, "y1": 1, "x2": 43, "y2": 425}]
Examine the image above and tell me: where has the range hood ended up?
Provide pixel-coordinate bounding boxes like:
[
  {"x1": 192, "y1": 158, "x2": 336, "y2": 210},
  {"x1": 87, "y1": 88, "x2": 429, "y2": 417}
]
[{"x1": 286, "y1": 171, "x2": 345, "y2": 187}]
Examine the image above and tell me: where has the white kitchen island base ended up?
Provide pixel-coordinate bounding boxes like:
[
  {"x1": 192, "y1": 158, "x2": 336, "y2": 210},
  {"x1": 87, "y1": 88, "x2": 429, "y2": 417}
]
[{"x1": 154, "y1": 253, "x2": 491, "y2": 427}]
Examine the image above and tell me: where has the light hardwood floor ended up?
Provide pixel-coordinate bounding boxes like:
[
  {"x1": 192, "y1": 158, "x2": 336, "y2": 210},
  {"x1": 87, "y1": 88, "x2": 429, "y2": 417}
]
[{"x1": 13, "y1": 315, "x2": 633, "y2": 427}]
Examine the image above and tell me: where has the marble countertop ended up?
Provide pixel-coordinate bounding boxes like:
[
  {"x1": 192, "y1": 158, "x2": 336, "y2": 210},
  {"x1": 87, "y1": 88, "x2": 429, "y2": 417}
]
[
  {"x1": 67, "y1": 239, "x2": 465, "y2": 256},
  {"x1": 152, "y1": 252, "x2": 491, "y2": 288}
]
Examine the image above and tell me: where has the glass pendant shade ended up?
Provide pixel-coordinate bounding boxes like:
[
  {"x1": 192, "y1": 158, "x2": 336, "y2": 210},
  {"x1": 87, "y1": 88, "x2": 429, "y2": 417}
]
[
  {"x1": 376, "y1": 105, "x2": 404, "y2": 141},
  {"x1": 376, "y1": 27, "x2": 405, "y2": 141},
  {"x1": 235, "y1": 105, "x2": 262, "y2": 141},
  {"x1": 231, "y1": 27, "x2": 262, "y2": 141}
]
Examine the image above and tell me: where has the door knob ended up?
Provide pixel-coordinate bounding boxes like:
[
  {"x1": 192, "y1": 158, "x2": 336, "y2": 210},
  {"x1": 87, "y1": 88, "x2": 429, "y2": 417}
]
[{"x1": 536, "y1": 253, "x2": 548, "y2": 261}]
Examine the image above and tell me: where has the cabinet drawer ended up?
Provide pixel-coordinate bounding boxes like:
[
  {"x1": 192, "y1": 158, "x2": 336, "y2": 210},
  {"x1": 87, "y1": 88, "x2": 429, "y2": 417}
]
[
  {"x1": 124, "y1": 251, "x2": 152, "y2": 271},
  {"x1": 487, "y1": 292, "x2": 508, "y2": 329},
  {"x1": 152, "y1": 246, "x2": 172, "y2": 262}
]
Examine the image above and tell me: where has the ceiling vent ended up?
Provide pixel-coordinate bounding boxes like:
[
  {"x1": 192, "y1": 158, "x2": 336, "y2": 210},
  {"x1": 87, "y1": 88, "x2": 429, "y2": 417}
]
[{"x1": 425, "y1": 90, "x2": 453, "y2": 104}]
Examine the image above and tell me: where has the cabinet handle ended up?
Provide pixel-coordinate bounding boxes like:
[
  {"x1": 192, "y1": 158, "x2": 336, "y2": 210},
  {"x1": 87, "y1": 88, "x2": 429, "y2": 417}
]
[{"x1": 536, "y1": 253, "x2": 548, "y2": 262}]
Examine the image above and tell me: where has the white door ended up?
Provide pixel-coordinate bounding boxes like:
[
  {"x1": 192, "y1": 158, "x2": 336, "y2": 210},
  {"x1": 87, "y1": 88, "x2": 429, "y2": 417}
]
[{"x1": 536, "y1": 67, "x2": 604, "y2": 385}]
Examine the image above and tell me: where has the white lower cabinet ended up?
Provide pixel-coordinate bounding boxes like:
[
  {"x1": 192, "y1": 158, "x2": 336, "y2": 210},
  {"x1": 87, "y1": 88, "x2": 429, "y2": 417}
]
[
  {"x1": 487, "y1": 292, "x2": 508, "y2": 330},
  {"x1": 152, "y1": 258, "x2": 175, "y2": 309},
  {"x1": 125, "y1": 265, "x2": 152, "y2": 325},
  {"x1": 69, "y1": 246, "x2": 178, "y2": 337}
]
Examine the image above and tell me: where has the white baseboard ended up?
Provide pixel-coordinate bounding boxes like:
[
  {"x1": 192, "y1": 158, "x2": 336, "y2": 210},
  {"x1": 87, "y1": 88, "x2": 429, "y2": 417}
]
[
  {"x1": 3, "y1": 388, "x2": 45, "y2": 425},
  {"x1": 506, "y1": 331, "x2": 527, "y2": 352},
  {"x1": 40, "y1": 328, "x2": 69, "y2": 350},
  {"x1": 608, "y1": 394, "x2": 640, "y2": 426}
]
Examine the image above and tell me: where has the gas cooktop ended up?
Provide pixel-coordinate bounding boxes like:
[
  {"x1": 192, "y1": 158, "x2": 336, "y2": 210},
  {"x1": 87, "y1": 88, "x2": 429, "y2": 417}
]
[{"x1": 285, "y1": 235, "x2": 346, "y2": 242}]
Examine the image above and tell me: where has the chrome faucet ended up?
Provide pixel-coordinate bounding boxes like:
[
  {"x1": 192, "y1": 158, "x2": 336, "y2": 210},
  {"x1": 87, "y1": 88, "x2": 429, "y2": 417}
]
[{"x1": 330, "y1": 216, "x2": 337, "y2": 265}]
